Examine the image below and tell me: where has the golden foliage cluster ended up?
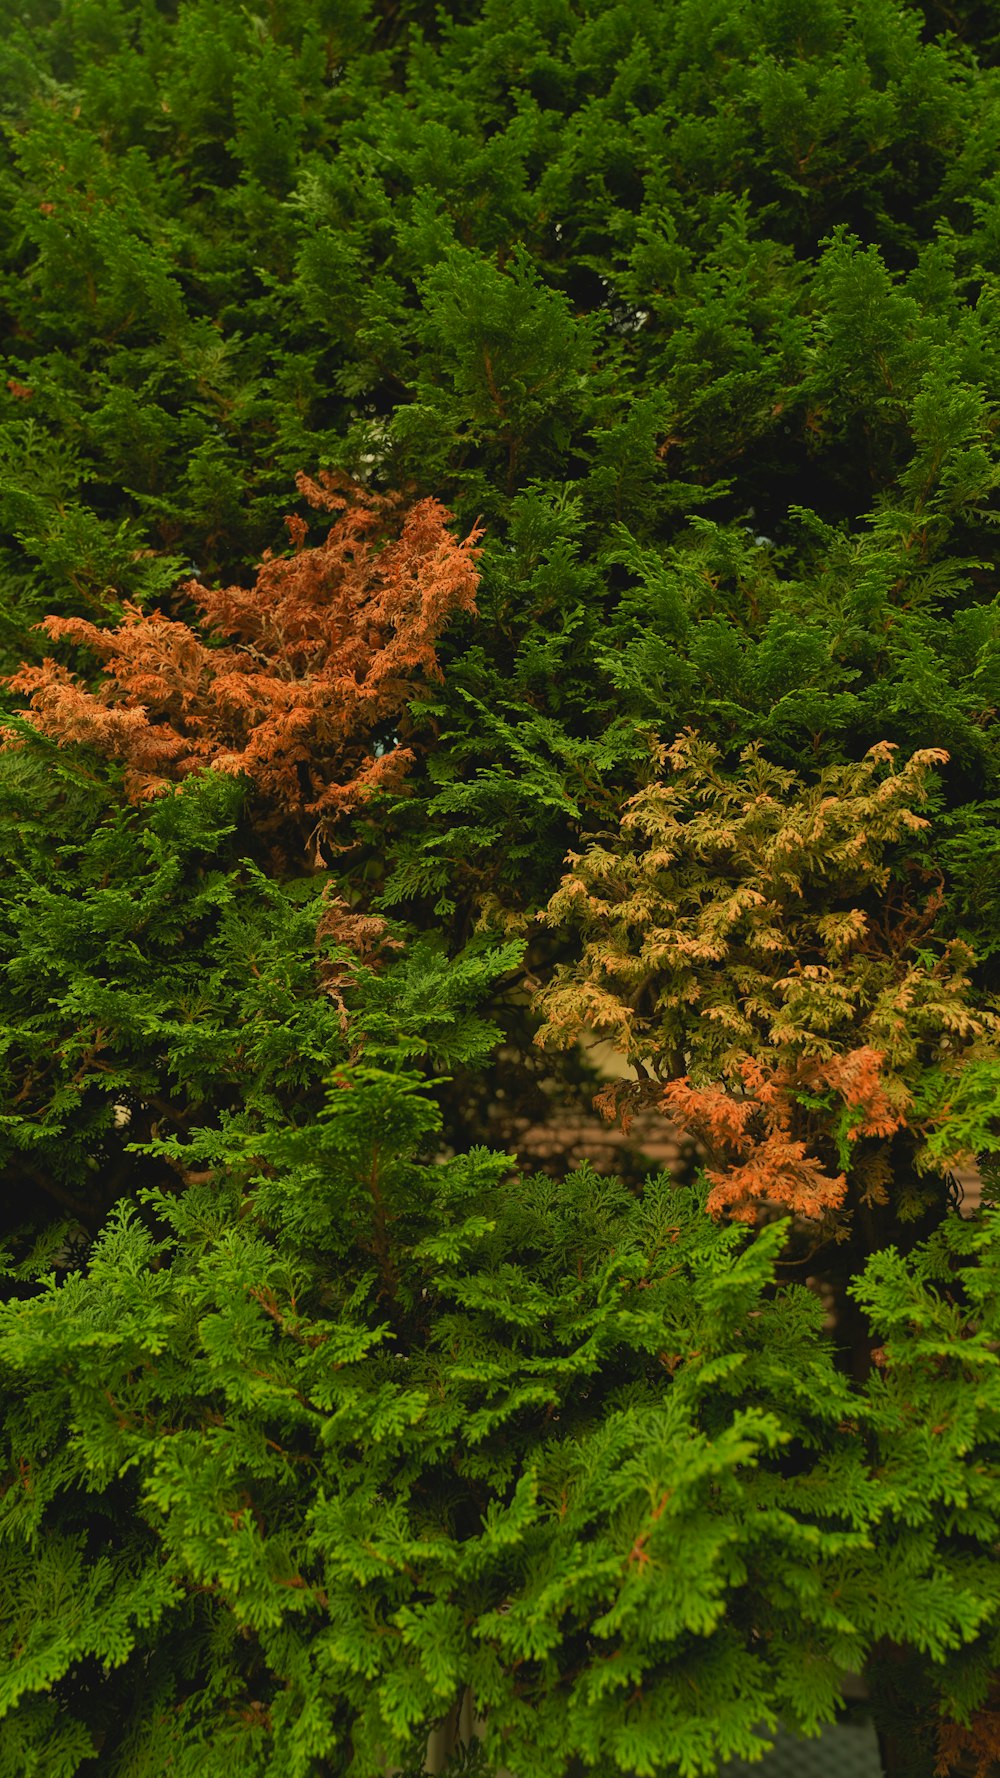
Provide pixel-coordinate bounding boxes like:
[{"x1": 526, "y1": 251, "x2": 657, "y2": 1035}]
[{"x1": 534, "y1": 732, "x2": 999, "y2": 1222}]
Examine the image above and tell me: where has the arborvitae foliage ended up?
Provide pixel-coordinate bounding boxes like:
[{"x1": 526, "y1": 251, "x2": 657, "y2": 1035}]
[
  {"x1": 5, "y1": 0, "x2": 1000, "y2": 927},
  {"x1": 849, "y1": 1210, "x2": 1000, "y2": 1774},
  {"x1": 5, "y1": 474, "x2": 481, "y2": 859},
  {"x1": 534, "y1": 732, "x2": 1000, "y2": 1231},
  {"x1": 4, "y1": 4, "x2": 1000, "y2": 1774},
  {"x1": 0, "y1": 749, "x2": 519, "y2": 1248},
  {"x1": 2, "y1": 1035, "x2": 1000, "y2": 1778}
]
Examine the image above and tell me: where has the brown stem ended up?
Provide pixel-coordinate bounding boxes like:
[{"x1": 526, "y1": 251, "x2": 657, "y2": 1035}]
[
  {"x1": 865, "y1": 1640, "x2": 939, "y2": 1778},
  {"x1": 367, "y1": 1145, "x2": 402, "y2": 1319},
  {"x1": 144, "y1": 1092, "x2": 197, "y2": 1129},
  {"x1": 25, "y1": 1165, "x2": 98, "y2": 1228}
]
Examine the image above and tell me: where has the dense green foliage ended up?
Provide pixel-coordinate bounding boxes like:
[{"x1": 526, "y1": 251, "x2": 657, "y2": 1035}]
[
  {"x1": 3, "y1": 0, "x2": 1000, "y2": 921},
  {"x1": 3, "y1": 0, "x2": 1000, "y2": 919},
  {"x1": 4, "y1": 0, "x2": 1000, "y2": 1773},
  {"x1": 5, "y1": 1060, "x2": 1000, "y2": 1777}
]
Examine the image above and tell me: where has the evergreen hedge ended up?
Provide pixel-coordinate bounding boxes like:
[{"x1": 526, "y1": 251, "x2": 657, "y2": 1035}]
[{"x1": 3, "y1": 1, "x2": 1000, "y2": 1773}]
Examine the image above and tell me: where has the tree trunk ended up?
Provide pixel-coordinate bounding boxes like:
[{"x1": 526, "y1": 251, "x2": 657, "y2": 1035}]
[{"x1": 866, "y1": 1642, "x2": 940, "y2": 1778}]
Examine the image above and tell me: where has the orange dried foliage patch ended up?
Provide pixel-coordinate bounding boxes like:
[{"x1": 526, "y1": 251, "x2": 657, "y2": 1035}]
[
  {"x1": 937, "y1": 1694, "x2": 1000, "y2": 1778},
  {"x1": 314, "y1": 893, "x2": 403, "y2": 1034},
  {"x1": 658, "y1": 1049, "x2": 907, "y2": 1221},
  {"x1": 4, "y1": 472, "x2": 481, "y2": 854}
]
